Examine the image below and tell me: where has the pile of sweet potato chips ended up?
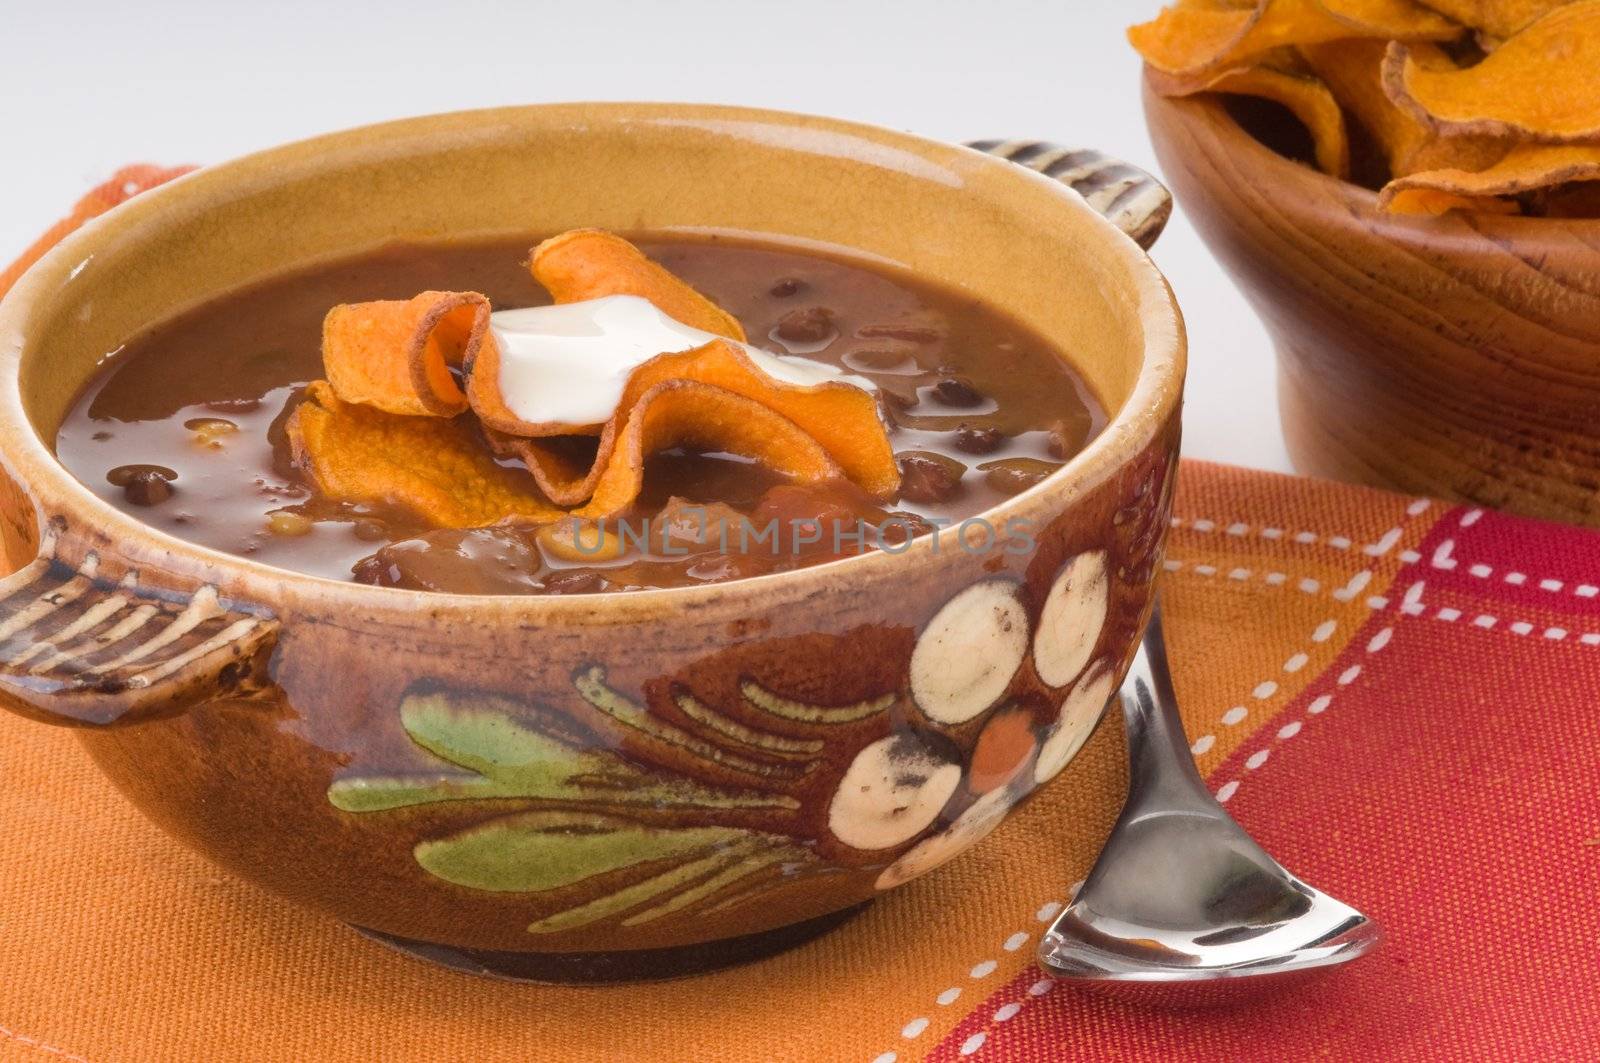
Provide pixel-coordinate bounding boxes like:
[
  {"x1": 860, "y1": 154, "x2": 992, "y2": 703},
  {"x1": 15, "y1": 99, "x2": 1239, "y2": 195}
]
[
  {"x1": 1131, "y1": 0, "x2": 1600, "y2": 215},
  {"x1": 286, "y1": 230, "x2": 897, "y2": 530}
]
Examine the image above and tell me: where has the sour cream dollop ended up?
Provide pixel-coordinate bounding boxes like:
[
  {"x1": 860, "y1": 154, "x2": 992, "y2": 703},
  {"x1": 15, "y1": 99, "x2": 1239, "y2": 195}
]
[{"x1": 488, "y1": 294, "x2": 872, "y2": 426}]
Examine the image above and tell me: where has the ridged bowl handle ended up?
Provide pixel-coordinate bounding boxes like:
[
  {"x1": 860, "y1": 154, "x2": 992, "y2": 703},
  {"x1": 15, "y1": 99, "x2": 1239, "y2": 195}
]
[
  {"x1": 965, "y1": 140, "x2": 1173, "y2": 250},
  {"x1": 0, "y1": 521, "x2": 278, "y2": 726}
]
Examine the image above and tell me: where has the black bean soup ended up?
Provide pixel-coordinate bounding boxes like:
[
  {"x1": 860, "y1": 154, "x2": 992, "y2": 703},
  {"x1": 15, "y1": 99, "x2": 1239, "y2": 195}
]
[{"x1": 54, "y1": 234, "x2": 1105, "y2": 594}]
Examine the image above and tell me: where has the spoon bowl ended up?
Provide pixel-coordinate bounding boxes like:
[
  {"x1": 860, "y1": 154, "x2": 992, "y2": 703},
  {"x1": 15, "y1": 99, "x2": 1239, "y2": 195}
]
[{"x1": 1038, "y1": 608, "x2": 1380, "y2": 1006}]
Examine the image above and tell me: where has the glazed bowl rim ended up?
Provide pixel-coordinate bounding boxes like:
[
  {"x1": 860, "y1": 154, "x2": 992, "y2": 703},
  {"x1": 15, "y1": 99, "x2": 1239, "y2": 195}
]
[
  {"x1": 0, "y1": 101, "x2": 1185, "y2": 620},
  {"x1": 1142, "y1": 73, "x2": 1600, "y2": 237}
]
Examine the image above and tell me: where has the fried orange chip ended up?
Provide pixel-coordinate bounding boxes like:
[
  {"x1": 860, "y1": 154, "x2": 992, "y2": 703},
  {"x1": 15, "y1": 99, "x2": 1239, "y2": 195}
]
[
  {"x1": 486, "y1": 338, "x2": 900, "y2": 506},
  {"x1": 1148, "y1": 52, "x2": 1352, "y2": 176},
  {"x1": 1319, "y1": 0, "x2": 1466, "y2": 36},
  {"x1": 529, "y1": 229, "x2": 746, "y2": 341},
  {"x1": 286, "y1": 381, "x2": 563, "y2": 529},
  {"x1": 1131, "y1": 0, "x2": 1460, "y2": 76},
  {"x1": 1380, "y1": 185, "x2": 1523, "y2": 212},
  {"x1": 1300, "y1": 39, "x2": 1509, "y2": 176},
  {"x1": 564, "y1": 381, "x2": 843, "y2": 519},
  {"x1": 1130, "y1": 3, "x2": 1263, "y2": 76},
  {"x1": 484, "y1": 430, "x2": 601, "y2": 507},
  {"x1": 1380, "y1": 142, "x2": 1600, "y2": 210},
  {"x1": 322, "y1": 291, "x2": 491, "y2": 418},
  {"x1": 1384, "y1": 2, "x2": 1600, "y2": 142},
  {"x1": 1411, "y1": 0, "x2": 1566, "y2": 37}
]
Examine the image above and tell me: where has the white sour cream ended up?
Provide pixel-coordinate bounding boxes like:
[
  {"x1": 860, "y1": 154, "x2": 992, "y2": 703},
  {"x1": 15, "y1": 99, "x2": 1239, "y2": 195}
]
[{"x1": 488, "y1": 294, "x2": 871, "y2": 426}]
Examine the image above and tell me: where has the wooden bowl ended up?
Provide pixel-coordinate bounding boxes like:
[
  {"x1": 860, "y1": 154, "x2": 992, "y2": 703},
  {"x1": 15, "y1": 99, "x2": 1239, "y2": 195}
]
[{"x1": 1144, "y1": 77, "x2": 1600, "y2": 525}]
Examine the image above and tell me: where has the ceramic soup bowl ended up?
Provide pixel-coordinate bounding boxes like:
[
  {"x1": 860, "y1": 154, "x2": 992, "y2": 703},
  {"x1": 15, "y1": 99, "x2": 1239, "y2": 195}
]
[{"x1": 0, "y1": 105, "x2": 1184, "y2": 981}]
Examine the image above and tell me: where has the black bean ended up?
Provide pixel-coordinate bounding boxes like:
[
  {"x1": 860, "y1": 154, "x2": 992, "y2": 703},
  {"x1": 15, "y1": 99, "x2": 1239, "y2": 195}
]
[
  {"x1": 350, "y1": 555, "x2": 398, "y2": 586},
  {"x1": 931, "y1": 375, "x2": 984, "y2": 408},
  {"x1": 109, "y1": 464, "x2": 178, "y2": 506},
  {"x1": 846, "y1": 347, "x2": 917, "y2": 371},
  {"x1": 1045, "y1": 419, "x2": 1080, "y2": 459},
  {"x1": 123, "y1": 470, "x2": 175, "y2": 506},
  {"x1": 107, "y1": 463, "x2": 177, "y2": 487},
  {"x1": 769, "y1": 278, "x2": 806, "y2": 298},
  {"x1": 857, "y1": 323, "x2": 942, "y2": 344},
  {"x1": 774, "y1": 307, "x2": 835, "y2": 345},
  {"x1": 879, "y1": 511, "x2": 936, "y2": 545},
  {"x1": 541, "y1": 570, "x2": 606, "y2": 595},
  {"x1": 953, "y1": 425, "x2": 1004, "y2": 454},
  {"x1": 980, "y1": 458, "x2": 1063, "y2": 496},
  {"x1": 896, "y1": 451, "x2": 967, "y2": 504}
]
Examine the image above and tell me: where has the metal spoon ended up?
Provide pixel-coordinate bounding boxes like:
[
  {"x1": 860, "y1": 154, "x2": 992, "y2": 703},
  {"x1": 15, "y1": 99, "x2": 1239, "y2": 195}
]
[{"x1": 1038, "y1": 606, "x2": 1380, "y2": 1006}]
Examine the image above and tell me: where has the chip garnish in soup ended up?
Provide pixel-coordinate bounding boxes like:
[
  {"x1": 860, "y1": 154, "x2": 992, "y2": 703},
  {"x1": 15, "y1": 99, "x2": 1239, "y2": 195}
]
[{"x1": 55, "y1": 230, "x2": 1105, "y2": 594}]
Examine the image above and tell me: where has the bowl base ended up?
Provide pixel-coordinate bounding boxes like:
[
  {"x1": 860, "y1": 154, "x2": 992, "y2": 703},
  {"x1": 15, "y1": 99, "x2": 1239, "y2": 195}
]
[{"x1": 351, "y1": 902, "x2": 872, "y2": 984}]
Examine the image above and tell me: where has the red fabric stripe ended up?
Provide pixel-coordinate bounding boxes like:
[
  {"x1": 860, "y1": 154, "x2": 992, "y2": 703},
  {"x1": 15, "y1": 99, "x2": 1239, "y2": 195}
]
[{"x1": 933, "y1": 506, "x2": 1600, "y2": 1060}]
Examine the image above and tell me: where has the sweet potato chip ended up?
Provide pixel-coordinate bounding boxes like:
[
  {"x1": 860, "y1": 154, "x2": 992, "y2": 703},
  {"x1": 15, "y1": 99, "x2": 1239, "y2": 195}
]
[
  {"x1": 286, "y1": 381, "x2": 562, "y2": 528},
  {"x1": 530, "y1": 229, "x2": 746, "y2": 341},
  {"x1": 1384, "y1": 3, "x2": 1600, "y2": 142},
  {"x1": 486, "y1": 340, "x2": 902, "y2": 505},
  {"x1": 1411, "y1": 0, "x2": 1566, "y2": 37},
  {"x1": 1380, "y1": 185, "x2": 1523, "y2": 212},
  {"x1": 483, "y1": 431, "x2": 601, "y2": 507},
  {"x1": 475, "y1": 338, "x2": 897, "y2": 505},
  {"x1": 1300, "y1": 39, "x2": 1508, "y2": 176},
  {"x1": 573, "y1": 380, "x2": 843, "y2": 519},
  {"x1": 1380, "y1": 142, "x2": 1600, "y2": 210},
  {"x1": 1129, "y1": 3, "x2": 1263, "y2": 76},
  {"x1": 1130, "y1": 0, "x2": 1459, "y2": 76},
  {"x1": 1148, "y1": 52, "x2": 1352, "y2": 176},
  {"x1": 322, "y1": 291, "x2": 490, "y2": 418},
  {"x1": 1319, "y1": 0, "x2": 1465, "y2": 36}
]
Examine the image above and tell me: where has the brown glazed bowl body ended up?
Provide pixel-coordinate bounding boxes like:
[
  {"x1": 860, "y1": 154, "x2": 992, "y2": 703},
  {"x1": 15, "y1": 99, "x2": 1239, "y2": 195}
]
[
  {"x1": 1145, "y1": 80, "x2": 1600, "y2": 526},
  {"x1": 0, "y1": 105, "x2": 1184, "y2": 979}
]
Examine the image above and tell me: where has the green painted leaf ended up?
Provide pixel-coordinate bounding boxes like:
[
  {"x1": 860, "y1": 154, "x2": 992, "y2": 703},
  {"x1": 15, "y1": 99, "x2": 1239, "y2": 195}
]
[
  {"x1": 740, "y1": 679, "x2": 897, "y2": 723},
  {"x1": 573, "y1": 665, "x2": 803, "y2": 778},
  {"x1": 619, "y1": 846, "x2": 791, "y2": 927},
  {"x1": 329, "y1": 682, "x2": 820, "y2": 928},
  {"x1": 329, "y1": 690, "x2": 798, "y2": 813},
  {"x1": 402, "y1": 693, "x2": 639, "y2": 795},
  {"x1": 413, "y1": 809, "x2": 748, "y2": 893},
  {"x1": 526, "y1": 851, "x2": 736, "y2": 934},
  {"x1": 327, "y1": 773, "x2": 507, "y2": 812}
]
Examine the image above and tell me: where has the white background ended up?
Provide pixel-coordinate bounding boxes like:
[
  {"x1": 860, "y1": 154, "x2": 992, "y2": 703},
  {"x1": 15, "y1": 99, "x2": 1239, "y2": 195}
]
[{"x1": 0, "y1": 0, "x2": 1289, "y2": 472}]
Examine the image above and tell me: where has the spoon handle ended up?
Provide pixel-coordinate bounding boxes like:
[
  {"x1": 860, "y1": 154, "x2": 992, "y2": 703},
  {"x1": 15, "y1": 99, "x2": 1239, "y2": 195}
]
[{"x1": 1121, "y1": 604, "x2": 1227, "y2": 816}]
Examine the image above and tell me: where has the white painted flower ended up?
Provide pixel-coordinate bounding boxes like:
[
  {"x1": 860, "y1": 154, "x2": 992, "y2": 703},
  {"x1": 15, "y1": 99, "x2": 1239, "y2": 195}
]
[
  {"x1": 874, "y1": 785, "x2": 1016, "y2": 889},
  {"x1": 1033, "y1": 550, "x2": 1109, "y2": 687},
  {"x1": 829, "y1": 733, "x2": 962, "y2": 850},
  {"x1": 1033, "y1": 659, "x2": 1117, "y2": 784},
  {"x1": 910, "y1": 580, "x2": 1029, "y2": 725}
]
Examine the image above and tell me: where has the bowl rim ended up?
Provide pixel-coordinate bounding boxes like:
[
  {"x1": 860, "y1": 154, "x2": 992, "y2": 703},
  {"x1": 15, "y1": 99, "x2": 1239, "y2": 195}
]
[
  {"x1": 0, "y1": 101, "x2": 1185, "y2": 621},
  {"x1": 1143, "y1": 73, "x2": 1600, "y2": 236}
]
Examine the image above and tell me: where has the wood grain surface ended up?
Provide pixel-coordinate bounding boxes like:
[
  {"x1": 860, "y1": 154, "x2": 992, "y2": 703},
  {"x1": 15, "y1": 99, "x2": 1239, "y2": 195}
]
[{"x1": 1144, "y1": 77, "x2": 1600, "y2": 525}]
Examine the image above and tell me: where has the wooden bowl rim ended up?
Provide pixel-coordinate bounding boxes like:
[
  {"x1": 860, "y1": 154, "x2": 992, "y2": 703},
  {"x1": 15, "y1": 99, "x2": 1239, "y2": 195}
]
[{"x1": 1143, "y1": 70, "x2": 1600, "y2": 242}]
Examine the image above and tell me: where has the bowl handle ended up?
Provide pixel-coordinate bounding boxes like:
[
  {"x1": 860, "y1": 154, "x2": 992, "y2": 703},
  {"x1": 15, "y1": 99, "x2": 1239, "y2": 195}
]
[
  {"x1": 0, "y1": 523, "x2": 278, "y2": 727},
  {"x1": 964, "y1": 140, "x2": 1173, "y2": 250}
]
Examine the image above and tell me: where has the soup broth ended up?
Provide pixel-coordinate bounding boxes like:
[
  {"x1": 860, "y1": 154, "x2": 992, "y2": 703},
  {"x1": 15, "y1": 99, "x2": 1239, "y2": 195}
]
[{"x1": 55, "y1": 234, "x2": 1104, "y2": 594}]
